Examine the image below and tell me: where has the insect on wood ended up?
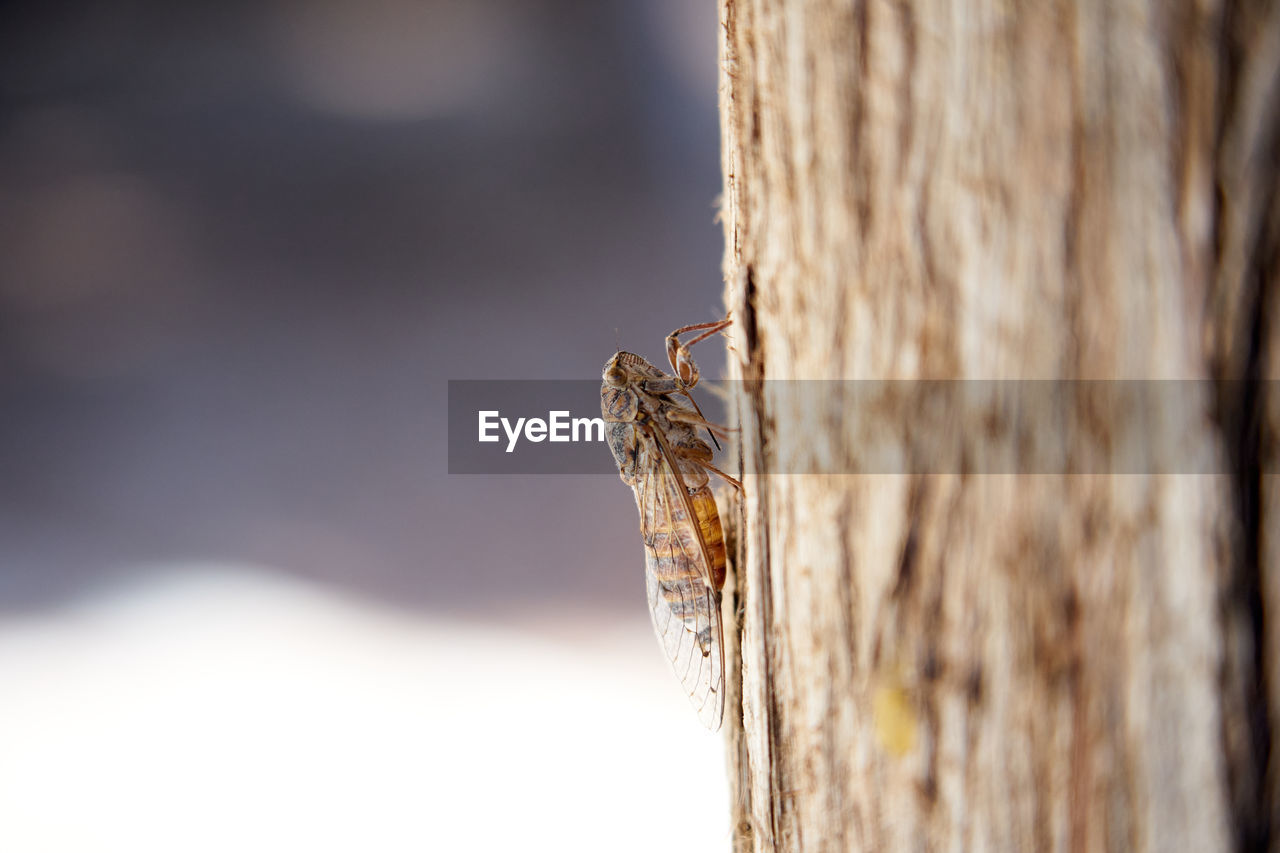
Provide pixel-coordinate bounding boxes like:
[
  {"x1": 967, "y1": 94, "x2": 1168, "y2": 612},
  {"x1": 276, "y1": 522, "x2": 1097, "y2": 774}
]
[{"x1": 601, "y1": 319, "x2": 740, "y2": 730}]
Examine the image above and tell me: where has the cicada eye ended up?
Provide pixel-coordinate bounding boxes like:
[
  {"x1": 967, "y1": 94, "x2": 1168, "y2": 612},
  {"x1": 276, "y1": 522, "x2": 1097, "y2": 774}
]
[{"x1": 604, "y1": 366, "x2": 627, "y2": 387}]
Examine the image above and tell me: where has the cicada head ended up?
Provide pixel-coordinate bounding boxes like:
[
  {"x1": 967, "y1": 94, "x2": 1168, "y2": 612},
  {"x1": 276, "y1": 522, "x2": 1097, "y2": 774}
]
[
  {"x1": 602, "y1": 351, "x2": 667, "y2": 422},
  {"x1": 601, "y1": 352, "x2": 645, "y2": 422},
  {"x1": 602, "y1": 353, "x2": 629, "y2": 389},
  {"x1": 603, "y1": 351, "x2": 664, "y2": 383}
]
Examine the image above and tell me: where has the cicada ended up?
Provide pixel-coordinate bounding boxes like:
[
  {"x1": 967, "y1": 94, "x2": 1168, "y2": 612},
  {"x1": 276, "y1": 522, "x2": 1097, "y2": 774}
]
[{"x1": 601, "y1": 319, "x2": 739, "y2": 730}]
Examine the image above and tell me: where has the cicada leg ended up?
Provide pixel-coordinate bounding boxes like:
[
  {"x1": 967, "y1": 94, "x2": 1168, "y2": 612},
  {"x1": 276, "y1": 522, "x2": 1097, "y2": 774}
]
[
  {"x1": 665, "y1": 407, "x2": 738, "y2": 441},
  {"x1": 669, "y1": 438, "x2": 743, "y2": 492},
  {"x1": 665, "y1": 317, "x2": 732, "y2": 450},
  {"x1": 699, "y1": 461, "x2": 742, "y2": 491},
  {"x1": 665, "y1": 318, "x2": 732, "y2": 390}
]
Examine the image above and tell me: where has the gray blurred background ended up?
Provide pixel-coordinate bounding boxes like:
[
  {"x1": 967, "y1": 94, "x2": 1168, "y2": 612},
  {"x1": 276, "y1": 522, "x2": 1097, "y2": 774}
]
[
  {"x1": 0, "y1": 0, "x2": 727, "y2": 614},
  {"x1": 0, "y1": 3, "x2": 731, "y2": 850}
]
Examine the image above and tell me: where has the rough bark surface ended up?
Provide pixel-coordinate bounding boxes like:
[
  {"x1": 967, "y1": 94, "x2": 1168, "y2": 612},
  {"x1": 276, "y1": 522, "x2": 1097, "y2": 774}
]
[{"x1": 716, "y1": 1, "x2": 1280, "y2": 851}]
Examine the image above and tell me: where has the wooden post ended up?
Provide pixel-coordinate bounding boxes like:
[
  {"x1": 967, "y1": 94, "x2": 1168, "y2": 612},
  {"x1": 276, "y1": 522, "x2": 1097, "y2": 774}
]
[{"x1": 716, "y1": 1, "x2": 1280, "y2": 851}]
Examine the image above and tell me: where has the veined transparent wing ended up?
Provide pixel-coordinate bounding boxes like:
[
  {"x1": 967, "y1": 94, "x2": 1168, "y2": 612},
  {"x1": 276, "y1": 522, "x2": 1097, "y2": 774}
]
[{"x1": 634, "y1": 428, "x2": 725, "y2": 730}]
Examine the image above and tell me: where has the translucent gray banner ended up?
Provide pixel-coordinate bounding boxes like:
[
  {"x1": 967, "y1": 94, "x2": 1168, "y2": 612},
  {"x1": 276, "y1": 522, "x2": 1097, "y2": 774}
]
[{"x1": 447, "y1": 380, "x2": 1266, "y2": 475}]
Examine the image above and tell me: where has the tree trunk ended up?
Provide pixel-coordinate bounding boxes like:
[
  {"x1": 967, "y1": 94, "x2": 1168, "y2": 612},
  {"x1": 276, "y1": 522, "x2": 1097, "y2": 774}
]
[{"x1": 716, "y1": 1, "x2": 1280, "y2": 851}]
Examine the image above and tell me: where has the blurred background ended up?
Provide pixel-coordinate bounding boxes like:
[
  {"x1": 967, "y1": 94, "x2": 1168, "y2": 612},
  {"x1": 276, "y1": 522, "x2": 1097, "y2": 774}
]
[{"x1": 0, "y1": 2, "x2": 730, "y2": 850}]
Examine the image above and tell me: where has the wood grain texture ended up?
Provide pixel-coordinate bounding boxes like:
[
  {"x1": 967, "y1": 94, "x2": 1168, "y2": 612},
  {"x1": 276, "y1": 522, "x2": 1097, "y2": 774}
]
[{"x1": 716, "y1": 0, "x2": 1280, "y2": 850}]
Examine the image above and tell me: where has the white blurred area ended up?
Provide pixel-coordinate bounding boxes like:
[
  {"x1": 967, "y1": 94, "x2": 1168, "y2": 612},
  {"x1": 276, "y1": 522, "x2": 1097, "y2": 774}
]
[{"x1": 0, "y1": 566, "x2": 729, "y2": 852}]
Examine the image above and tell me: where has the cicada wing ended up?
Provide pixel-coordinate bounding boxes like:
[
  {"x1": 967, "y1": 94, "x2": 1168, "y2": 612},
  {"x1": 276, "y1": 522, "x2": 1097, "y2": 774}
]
[
  {"x1": 635, "y1": 435, "x2": 725, "y2": 730},
  {"x1": 644, "y1": 554, "x2": 725, "y2": 729}
]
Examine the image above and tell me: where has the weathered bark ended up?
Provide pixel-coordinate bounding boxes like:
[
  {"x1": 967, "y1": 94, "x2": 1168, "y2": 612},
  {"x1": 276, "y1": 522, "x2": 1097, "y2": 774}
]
[{"x1": 717, "y1": 1, "x2": 1280, "y2": 851}]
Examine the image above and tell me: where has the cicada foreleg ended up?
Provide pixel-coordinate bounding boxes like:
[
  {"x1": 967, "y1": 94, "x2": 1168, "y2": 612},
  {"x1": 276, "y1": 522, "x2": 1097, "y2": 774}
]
[
  {"x1": 665, "y1": 318, "x2": 732, "y2": 390},
  {"x1": 662, "y1": 317, "x2": 732, "y2": 451}
]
